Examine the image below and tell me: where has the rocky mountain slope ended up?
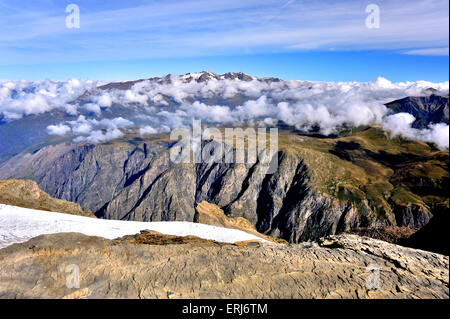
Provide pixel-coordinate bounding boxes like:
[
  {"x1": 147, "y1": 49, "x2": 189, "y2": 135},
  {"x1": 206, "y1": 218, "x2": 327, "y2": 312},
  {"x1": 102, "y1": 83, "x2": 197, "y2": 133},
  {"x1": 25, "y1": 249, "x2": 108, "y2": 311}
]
[
  {"x1": 385, "y1": 94, "x2": 449, "y2": 128},
  {"x1": 0, "y1": 179, "x2": 92, "y2": 217},
  {"x1": 0, "y1": 126, "x2": 447, "y2": 244},
  {"x1": 0, "y1": 232, "x2": 447, "y2": 299}
]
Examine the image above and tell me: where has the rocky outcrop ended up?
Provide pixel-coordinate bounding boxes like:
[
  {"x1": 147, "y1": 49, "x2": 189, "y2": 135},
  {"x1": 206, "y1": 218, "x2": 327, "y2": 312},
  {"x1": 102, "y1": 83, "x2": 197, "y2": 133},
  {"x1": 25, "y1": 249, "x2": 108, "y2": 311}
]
[
  {"x1": 0, "y1": 232, "x2": 447, "y2": 299},
  {"x1": 194, "y1": 201, "x2": 286, "y2": 243},
  {"x1": 347, "y1": 226, "x2": 417, "y2": 245},
  {"x1": 385, "y1": 94, "x2": 449, "y2": 128},
  {"x1": 393, "y1": 203, "x2": 431, "y2": 228},
  {"x1": 0, "y1": 179, "x2": 93, "y2": 217},
  {"x1": 122, "y1": 229, "x2": 230, "y2": 246}
]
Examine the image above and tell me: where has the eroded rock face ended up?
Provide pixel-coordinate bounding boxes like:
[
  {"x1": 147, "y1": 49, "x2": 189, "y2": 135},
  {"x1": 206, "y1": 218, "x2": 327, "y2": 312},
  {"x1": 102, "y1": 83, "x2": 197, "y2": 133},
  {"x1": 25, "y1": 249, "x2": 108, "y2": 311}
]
[
  {"x1": 0, "y1": 233, "x2": 447, "y2": 299},
  {"x1": 0, "y1": 135, "x2": 445, "y2": 243},
  {"x1": 0, "y1": 141, "x2": 361, "y2": 242},
  {"x1": 385, "y1": 94, "x2": 449, "y2": 129}
]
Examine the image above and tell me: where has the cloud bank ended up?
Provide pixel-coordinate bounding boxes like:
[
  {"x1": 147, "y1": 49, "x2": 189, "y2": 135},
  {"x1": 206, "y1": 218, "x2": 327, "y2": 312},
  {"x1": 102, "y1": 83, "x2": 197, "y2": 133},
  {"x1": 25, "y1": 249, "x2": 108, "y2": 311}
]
[
  {"x1": 382, "y1": 113, "x2": 449, "y2": 150},
  {"x1": 1, "y1": 75, "x2": 448, "y2": 147},
  {"x1": 47, "y1": 115, "x2": 133, "y2": 143},
  {"x1": 0, "y1": 79, "x2": 98, "y2": 120}
]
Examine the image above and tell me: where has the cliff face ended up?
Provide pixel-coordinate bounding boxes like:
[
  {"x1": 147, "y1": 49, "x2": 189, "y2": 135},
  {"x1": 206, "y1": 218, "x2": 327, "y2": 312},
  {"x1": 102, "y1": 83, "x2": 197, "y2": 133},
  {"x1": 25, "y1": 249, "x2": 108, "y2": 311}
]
[
  {"x1": 0, "y1": 232, "x2": 447, "y2": 299},
  {"x1": 0, "y1": 128, "x2": 447, "y2": 243},
  {"x1": 0, "y1": 140, "x2": 342, "y2": 242}
]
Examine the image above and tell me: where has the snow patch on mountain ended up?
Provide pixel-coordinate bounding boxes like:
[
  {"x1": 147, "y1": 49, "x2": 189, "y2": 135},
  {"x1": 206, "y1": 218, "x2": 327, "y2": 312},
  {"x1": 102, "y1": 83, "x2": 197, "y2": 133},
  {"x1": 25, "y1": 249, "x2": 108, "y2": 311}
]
[{"x1": 0, "y1": 204, "x2": 266, "y2": 249}]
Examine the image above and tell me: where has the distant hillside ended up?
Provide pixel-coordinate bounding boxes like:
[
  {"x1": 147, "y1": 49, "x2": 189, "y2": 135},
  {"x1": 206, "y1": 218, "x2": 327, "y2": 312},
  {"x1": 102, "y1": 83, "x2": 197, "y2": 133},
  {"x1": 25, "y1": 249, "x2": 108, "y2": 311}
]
[
  {"x1": 0, "y1": 179, "x2": 94, "y2": 217},
  {"x1": 385, "y1": 94, "x2": 449, "y2": 128}
]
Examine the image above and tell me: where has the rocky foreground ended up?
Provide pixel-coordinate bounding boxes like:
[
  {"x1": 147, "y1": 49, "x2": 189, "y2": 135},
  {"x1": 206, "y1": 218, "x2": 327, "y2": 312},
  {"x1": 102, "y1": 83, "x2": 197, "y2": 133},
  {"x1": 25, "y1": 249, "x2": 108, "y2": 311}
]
[{"x1": 0, "y1": 232, "x2": 447, "y2": 299}]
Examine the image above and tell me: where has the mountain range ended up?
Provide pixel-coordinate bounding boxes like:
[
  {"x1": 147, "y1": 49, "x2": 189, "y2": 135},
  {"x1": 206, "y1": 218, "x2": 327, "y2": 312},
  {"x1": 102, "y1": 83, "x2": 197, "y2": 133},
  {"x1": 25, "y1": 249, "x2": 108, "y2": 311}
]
[{"x1": 0, "y1": 72, "x2": 448, "y2": 252}]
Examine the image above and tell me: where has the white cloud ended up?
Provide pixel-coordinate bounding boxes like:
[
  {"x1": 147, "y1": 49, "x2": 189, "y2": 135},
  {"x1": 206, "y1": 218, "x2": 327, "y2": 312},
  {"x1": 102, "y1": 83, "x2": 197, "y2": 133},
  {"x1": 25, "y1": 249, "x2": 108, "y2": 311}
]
[
  {"x1": 139, "y1": 126, "x2": 158, "y2": 135},
  {"x1": 97, "y1": 93, "x2": 113, "y2": 107},
  {"x1": 111, "y1": 76, "x2": 448, "y2": 148},
  {"x1": 72, "y1": 122, "x2": 93, "y2": 135},
  {"x1": 238, "y1": 96, "x2": 273, "y2": 118},
  {"x1": 382, "y1": 113, "x2": 449, "y2": 150},
  {"x1": 46, "y1": 115, "x2": 133, "y2": 143},
  {"x1": 46, "y1": 124, "x2": 71, "y2": 136},
  {"x1": 76, "y1": 128, "x2": 124, "y2": 144},
  {"x1": 0, "y1": 79, "x2": 97, "y2": 120},
  {"x1": 180, "y1": 101, "x2": 235, "y2": 123},
  {"x1": 83, "y1": 103, "x2": 101, "y2": 115},
  {"x1": 124, "y1": 90, "x2": 147, "y2": 105},
  {"x1": 4, "y1": 75, "x2": 448, "y2": 149},
  {"x1": 403, "y1": 47, "x2": 449, "y2": 56}
]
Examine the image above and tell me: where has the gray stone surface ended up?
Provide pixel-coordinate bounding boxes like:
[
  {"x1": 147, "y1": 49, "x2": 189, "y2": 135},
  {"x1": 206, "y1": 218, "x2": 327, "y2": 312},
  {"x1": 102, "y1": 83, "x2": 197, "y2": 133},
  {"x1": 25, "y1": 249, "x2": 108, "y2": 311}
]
[{"x1": 0, "y1": 233, "x2": 447, "y2": 299}]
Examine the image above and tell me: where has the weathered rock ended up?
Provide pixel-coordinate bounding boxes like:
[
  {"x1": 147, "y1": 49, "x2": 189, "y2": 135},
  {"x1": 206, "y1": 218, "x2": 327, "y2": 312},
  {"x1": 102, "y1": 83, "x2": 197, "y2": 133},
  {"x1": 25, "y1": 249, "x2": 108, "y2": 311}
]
[
  {"x1": 195, "y1": 201, "x2": 257, "y2": 230},
  {"x1": 194, "y1": 201, "x2": 286, "y2": 243},
  {"x1": 0, "y1": 233, "x2": 447, "y2": 299},
  {"x1": 0, "y1": 179, "x2": 93, "y2": 217},
  {"x1": 347, "y1": 226, "x2": 417, "y2": 245},
  {"x1": 393, "y1": 204, "x2": 431, "y2": 228}
]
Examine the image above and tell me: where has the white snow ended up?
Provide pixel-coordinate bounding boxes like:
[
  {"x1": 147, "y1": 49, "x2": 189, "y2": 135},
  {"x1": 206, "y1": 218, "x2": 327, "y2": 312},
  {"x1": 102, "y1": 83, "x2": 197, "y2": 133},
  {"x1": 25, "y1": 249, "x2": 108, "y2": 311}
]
[{"x1": 0, "y1": 204, "x2": 265, "y2": 249}]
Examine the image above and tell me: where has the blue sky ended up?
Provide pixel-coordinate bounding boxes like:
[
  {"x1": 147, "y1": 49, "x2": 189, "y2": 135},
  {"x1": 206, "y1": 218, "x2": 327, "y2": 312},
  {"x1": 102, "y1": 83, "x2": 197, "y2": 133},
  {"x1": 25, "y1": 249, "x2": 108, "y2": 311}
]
[{"x1": 0, "y1": 0, "x2": 448, "y2": 82}]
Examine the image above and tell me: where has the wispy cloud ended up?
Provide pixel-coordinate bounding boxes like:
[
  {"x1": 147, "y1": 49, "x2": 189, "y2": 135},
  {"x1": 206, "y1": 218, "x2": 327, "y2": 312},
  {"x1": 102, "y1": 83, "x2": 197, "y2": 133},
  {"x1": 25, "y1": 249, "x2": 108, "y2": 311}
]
[
  {"x1": 0, "y1": 0, "x2": 448, "y2": 65},
  {"x1": 403, "y1": 47, "x2": 449, "y2": 56}
]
